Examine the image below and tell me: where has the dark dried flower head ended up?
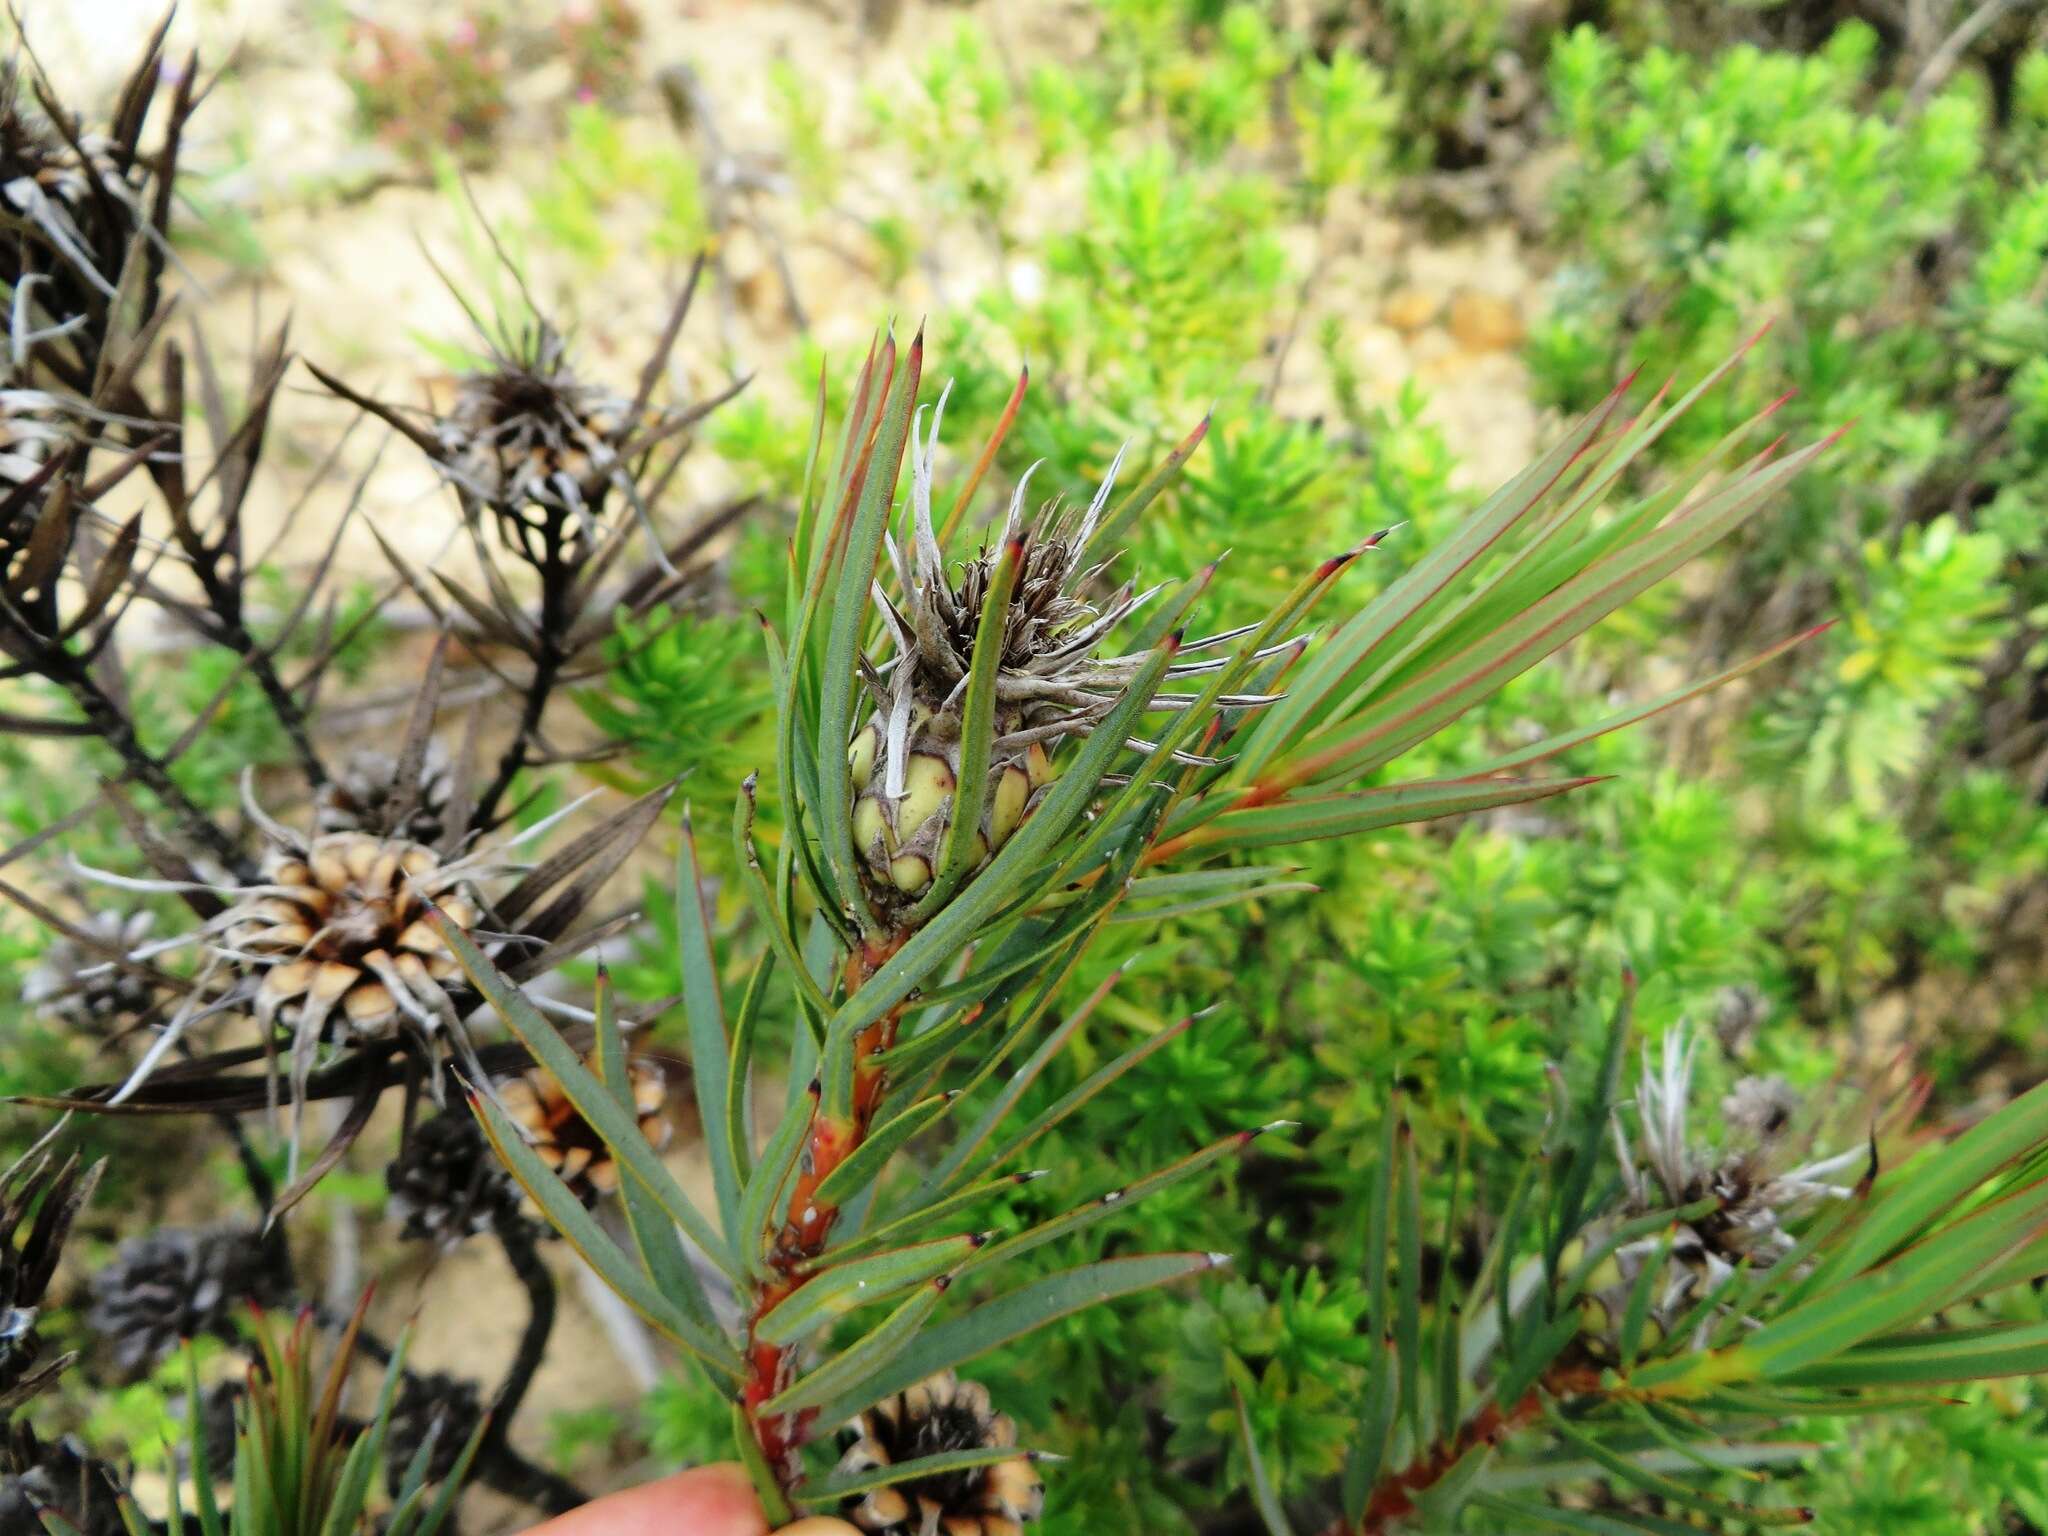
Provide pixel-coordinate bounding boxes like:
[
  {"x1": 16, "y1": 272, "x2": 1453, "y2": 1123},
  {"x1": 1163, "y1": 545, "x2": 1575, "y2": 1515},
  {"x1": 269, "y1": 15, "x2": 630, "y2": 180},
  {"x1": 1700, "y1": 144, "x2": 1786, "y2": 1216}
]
[
  {"x1": 316, "y1": 744, "x2": 456, "y2": 845},
  {"x1": 835, "y1": 1370, "x2": 1044, "y2": 1536},
  {"x1": 22, "y1": 909, "x2": 157, "y2": 1031},
  {"x1": 436, "y1": 321, "x2": 631, "y2": 526},
  {"x1": 85, "y1": 1225, "x2": 285, "y2": 1381},
  {"x1": 0, "y1": 1426, "x2": 127, "y2": 1536},
  {"x1": 383, "y1": 1370, "x2": 483, "y2": 1496},
  {"x1": 497, "y1": 1052, "x2": 670, "y2": 1209},
  {"x1": 850, "y1": 399, "x2": 1276, "y2": 912},
  {"x1": 385, "y1": 1103, "x2": 523, "y2": 1245}
]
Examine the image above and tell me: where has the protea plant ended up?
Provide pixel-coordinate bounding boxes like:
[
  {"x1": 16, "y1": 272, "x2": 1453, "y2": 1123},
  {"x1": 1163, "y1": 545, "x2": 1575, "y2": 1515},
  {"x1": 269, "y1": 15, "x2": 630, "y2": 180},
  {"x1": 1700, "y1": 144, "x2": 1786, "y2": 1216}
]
[
  {"x1": 443, "y1": 330, "x2": 1849, "y2": 1522},
  {"x1": 1230, "y1": 985, "x2": 2048, "y2": 1536}
]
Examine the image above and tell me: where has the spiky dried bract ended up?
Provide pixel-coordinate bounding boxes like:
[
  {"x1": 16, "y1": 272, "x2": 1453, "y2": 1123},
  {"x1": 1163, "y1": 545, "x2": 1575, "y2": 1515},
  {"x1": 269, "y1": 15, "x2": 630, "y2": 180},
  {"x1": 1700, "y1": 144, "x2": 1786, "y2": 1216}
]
[
  {"x1": 0, "y1": 25, "x2": 190, "y2": 394},
  {"x1": 835, "y1": 1371, "x2": 1044, "y2": 1536},
  {"x1": 22, "y1": 910, "x2": 157, "y2": 1030},
  {"x1": 84, "y1": 1225, "x2": 285, "y2": 1381},
  {"x1": 437, "y1": 320, "x2": 638, "y2": 538},
  {"x1": 498, "y1": 1052, "x2": 671, "y2": 1208},
  {"x1": 852, "y1": 406, "x2": 1262, "y2": 915},
  {"x1": 1579, "y1": 1027, "x2": 1860, "y2": 1353},
  {"x1": 385, "y1": 1104, "x2": 525, "y2": 1245}
]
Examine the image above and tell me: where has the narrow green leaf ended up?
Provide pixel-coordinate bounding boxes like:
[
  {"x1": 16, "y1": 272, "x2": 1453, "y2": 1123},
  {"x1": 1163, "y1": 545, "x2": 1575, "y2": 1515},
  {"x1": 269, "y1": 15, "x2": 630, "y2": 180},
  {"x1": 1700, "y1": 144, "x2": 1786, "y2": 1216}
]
[
  {"x1": 1540, "y1": 1402, "x2": 1815, "y2": 1525},
  {"x1": 733, "y1": 777, "x2": 831, "y2": 1041},
  {"x1": 814, "y1": 1091, "x2": 959, "y2": 1208},
  {"x1": 759, "y1": 1233, "x2": 981, "y2": 1347},
  {"x1": 1231, "y1": 1367, "x2": 1297, "y2": 1536},
  {"x1": 674, "y1": 814, "x2": 741, "y2": 1241},
  {"x1": 471, "y1": 1089, "x2": 742, "y2": 1375},
  {"x1": 818, "y1": 1252, "x2": 1227, "y2": 1425},
  {"x1": 924, "y1": 964, "x2": 1126, "y2": 1195},
  {"x1": 740, "y1": 1078, "x2": 817, "y2": 1275},
  {"x1": 797, "y1": 1442, "x2": 1047, "y2": 1504},
  {"x1": 727, "y1": 948, "x2": 775, "y2": 1184},
  {"x1": 817, "y1": 634, "x2": 1178, "y2": 1117},
  {"x1": 762, "y1": 1279, "x2": 948, "y2": 1417},
  {"x1": 730, "y1": 1399, "x2": 795, "y2": 1528},
  {"x1": 962, "y1": 1124, "x2": 1286, "y2": 1279},
  {"x1": 594, "y1": 970, "x2": 722, "y2": 1338},
  {"x1": 1340, "y1": 1335, "x2": 1399, "y2": 1523},
  {"x1": 909, "y1": 531, "x2": 1023, "y2": 922},
  {"x1": 964, "y1": 1012, "x2": 1199, "y2": 1190},
  {"x1": 431, "y1": 911, "x2": 740, "y2": 1281},
  {"x1": 815, "y1": 330, "x2": 922, "y2": 938},
  {"x1": 1396, "y1": 1119, "x2": 1423, "y2": 1443}
]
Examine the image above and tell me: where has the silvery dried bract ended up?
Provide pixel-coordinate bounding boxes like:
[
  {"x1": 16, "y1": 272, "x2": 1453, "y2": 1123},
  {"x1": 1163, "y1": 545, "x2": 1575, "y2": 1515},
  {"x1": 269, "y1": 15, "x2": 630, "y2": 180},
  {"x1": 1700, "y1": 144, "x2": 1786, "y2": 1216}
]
[
  {"x1": 21, "y1": 909, "x2": 157, "y2": 1030},
  {"x1": 835, "y1": 1371, "x2": 1045, "y2": 1536},
  {"x1": 850, "y1": 394, "x2": 1279, "y2": 913},
  {"x1": 1581, "y1": 1026, "x2": 1862, "y2": 1351},
  {"x1": 84, "y1": 1224, "x2": 285, "y2": 1382}
]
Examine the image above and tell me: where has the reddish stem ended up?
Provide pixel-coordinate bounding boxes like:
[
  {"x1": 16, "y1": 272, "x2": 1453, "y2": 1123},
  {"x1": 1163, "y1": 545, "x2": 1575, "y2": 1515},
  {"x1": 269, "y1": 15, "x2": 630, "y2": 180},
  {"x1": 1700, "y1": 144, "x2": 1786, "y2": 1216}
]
[
  {"x1": 743, "y1": 931, "x2": 912, "y2": 1484},
  {"x1": 1334, "y1": 1366, "x2": 1604, "y2": 1535}
]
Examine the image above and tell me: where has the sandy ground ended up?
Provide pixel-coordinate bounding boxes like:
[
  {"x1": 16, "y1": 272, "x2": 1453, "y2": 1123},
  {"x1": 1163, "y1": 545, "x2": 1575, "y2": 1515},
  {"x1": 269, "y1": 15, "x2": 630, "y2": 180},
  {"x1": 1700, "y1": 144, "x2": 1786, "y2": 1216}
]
[{"x1": 20, "y1": 1, "x2": 1554, "y2": 1524}]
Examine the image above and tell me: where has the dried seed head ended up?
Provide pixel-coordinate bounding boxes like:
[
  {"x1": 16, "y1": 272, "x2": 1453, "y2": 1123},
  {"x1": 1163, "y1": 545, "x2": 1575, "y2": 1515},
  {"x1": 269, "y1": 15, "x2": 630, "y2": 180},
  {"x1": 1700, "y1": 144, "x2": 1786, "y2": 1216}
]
[
  {"x1": 0, "y1": 1141, "x2": 99, "y2": 1412},
  {"x1": 221, "y1": 831, "x2": 478, "y2": 1043},
  {"x1": 835, "y1": 1369, "x2": 1044, "y2": 1535},
  {"x1": 434, "y1": 320, "x2": 636, "y2": 544},
  {"x1": 497, "y1": 1052, "x2": 671, "y2": 1209},
  {"x1": 84, "y1": 1225, "x2": 286, "y2": 1382},
  {"x1": 1578, "y1": 1026, "x2": 1860, "y2": 1358},
  {"x1": 0, "y1": 1427, "x2": 128, "y2": 1536},
  {"x1": 22, "y1": 910, "x2": 157, "y2": 1031},
  {"x1": 851, "y1": 406, "x2": 1261, "y2": 920}
]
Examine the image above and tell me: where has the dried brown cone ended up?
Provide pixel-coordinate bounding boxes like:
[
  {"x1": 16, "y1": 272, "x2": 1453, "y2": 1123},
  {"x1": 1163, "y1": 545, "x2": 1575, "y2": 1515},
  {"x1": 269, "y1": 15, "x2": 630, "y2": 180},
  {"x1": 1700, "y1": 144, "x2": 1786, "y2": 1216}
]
[
  {"x1": 833, "y1": 1371, "x2": 1045, "y2": 1536},
  {"x1": 0, "y1": 1425, "x2": 127, "y2": 1536},
  {"x1": 496, "y1": 1052, "x2": 670, "y2": 1209},
  {"x1": 382, "y1": 1370, "x2": 484, "y2": 1495},
  {"x1": 21, "y1": 909, "x2": 158, "y2": 1031},
  {"x1": 84, "y1": 1224, "x2": 286, "y2": 1382}
]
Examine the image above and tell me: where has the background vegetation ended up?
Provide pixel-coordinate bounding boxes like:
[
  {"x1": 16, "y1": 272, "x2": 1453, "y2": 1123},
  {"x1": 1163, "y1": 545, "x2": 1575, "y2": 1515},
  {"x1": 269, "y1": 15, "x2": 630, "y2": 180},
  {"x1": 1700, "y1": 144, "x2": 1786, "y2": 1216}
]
[{"x1": 7, "y1": 0, "x2": 2048, "y2": 1531}]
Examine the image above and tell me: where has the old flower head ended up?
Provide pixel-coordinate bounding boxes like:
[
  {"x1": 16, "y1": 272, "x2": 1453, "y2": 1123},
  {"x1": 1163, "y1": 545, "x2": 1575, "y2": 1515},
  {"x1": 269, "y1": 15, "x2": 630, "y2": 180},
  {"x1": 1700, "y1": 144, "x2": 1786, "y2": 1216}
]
[
  {"x1": 835, "y1": 1370, "x2": 1045, "y2": 1536},
  {"x1": 1579, "y1": 1026, "x2": 1863, "y2": 1353},
  {"x1": 850, "y1": 394, "x2": 1276, "y2": 915},
  {"x1": 496, "y1": 1050, "x2": 671, "y2": 1209}
]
